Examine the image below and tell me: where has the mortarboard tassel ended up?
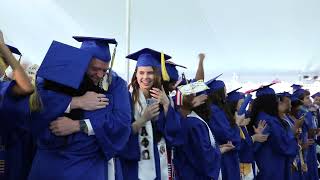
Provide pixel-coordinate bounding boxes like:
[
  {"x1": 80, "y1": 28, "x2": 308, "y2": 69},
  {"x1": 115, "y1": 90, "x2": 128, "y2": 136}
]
[
  {"x1": 102, "y1": 43, "x2": 118, "y2": 91},
  {"x1": 161, "y1": 52, "x2": 170, "y2": 82},
  {"x1": 0, "y1": 56, "x2": 8, "y2": 75}
]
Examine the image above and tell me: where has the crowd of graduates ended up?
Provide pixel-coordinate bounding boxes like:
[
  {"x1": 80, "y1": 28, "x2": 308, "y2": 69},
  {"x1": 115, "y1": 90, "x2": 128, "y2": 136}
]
[{"x1": 1, "y1": 29, "x2": 320, "y2": 180}]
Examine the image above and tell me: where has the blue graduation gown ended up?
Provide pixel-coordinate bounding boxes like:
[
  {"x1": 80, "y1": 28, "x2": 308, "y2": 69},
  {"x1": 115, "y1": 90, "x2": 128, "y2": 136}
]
[
  {"x1": 286, "y1": 115, "x2": 305, "y2": 180},
  {"x1": 298, "y1": 108, "x2": 319, "y2": 180},
  {"x1": 0, "y1": 81, "x2": 36, "y2": 180},
  {"x1": 119, "y1": 100, "x2": 180, "y2": 180},
  {"x1": 239, "y1": 126, "x2": 254, "y2": 163},
  {"x1": 28, "y1": 74, "x2": 131, "y2": 180},
  {"x1": 254, "y1": 112, "x2": 298, "y2": 180},
  {"x1": 173, "y1": 116, "x2": 221, "y2": 180},
  {"x1": 208, "y1": 104, "x2": 241, "y2": 180}
]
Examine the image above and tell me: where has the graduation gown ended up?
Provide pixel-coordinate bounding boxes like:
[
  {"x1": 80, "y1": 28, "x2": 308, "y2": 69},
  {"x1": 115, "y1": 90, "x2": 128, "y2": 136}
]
[
  {"x1": 28, "y1": 74, "x2": 132, "y2": 180},
  {"x1": 0, "y1": 81, "x2": 36, "y2": 180},
  {"x1": 208, "y1": 104, "x2": 241, "y2": 180},
  {"x1": 239, "y1": 126, "x2": 256, "y2": 179},
  {"x1": 173, "y1": 115, "x2": 221, "y2": 180},
  {"x1": 119, "y1": 98, "x2": 180, "y2": 180},
  {"x1": 298, "y1": 108, "x2": 319, "y2": 180},
  {"x1": 254, "y1": 112, "x2": 298, "y2": 180}
]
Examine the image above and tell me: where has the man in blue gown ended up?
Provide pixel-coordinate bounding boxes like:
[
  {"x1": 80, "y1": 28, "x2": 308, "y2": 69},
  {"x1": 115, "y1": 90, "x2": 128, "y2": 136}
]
[{"x1": 28, "y1": 37, "x2": 131, "y2": 180}]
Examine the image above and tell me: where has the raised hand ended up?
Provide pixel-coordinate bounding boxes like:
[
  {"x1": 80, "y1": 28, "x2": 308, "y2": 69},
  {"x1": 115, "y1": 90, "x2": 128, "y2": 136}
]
[
  {"x1": 150, "y1": 86, "x2": 170, "y2": 107},
  {"x1": 191, "y1": 94, "x2": 208, "y2": 107},
  {"x1": 142, "y1": 103, "x2": 160, "y2": 121},
  {"x1": 253, "y1": 120, "x2": 267, "y2": 134}
]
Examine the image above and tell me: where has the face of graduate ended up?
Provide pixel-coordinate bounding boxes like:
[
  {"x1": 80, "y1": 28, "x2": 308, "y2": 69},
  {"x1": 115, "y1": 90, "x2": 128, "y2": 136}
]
[
  {"x1": 236, "y1": 98, "x2": 244, "y2": 111},
  {"x1": 136, "y1": 66, "x2": 155, "y2": 92},
  {"x1": 303, "y1": 95, "x2": 312, "y2": 107},
  {"x1": 314, "y1": 97, "x2": 320, "y2": 106},
  {"x1": 278, "y1": 97, "x2": 291, "y2": 113},
  {"x1": 86, "y1": 58, "x2": 109, "y2": 85}
]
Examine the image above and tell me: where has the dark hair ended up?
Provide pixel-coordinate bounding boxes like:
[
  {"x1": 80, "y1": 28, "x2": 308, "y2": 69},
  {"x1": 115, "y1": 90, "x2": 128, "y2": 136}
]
[
  {"x1": 162, "y1": 80, "x2": 176, "y2": 95},
  {"x1": 182, "y1": 95, "x2": 212, "y2": 123},
  {"x1": 249, "y1": 94, "x2": 287, "y2": 133},
  {"x1": 290, "y1": 100, "x2": 303, "y2": 118},
  {"x1": 208, "y1": 88, "x2": 236, "y2": 126},
  {"x1": 298, "y1": 90, "x2": 310, "y2": 101},
  {"x1": 227, "y1": 100, "x2": 238, "y2": 117}
]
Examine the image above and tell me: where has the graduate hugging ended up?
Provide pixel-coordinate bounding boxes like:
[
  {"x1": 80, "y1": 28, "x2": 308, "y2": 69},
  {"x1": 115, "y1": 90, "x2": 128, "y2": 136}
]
[{"x1": 2, "y1": 27, "x2": 320, "y2": 180}]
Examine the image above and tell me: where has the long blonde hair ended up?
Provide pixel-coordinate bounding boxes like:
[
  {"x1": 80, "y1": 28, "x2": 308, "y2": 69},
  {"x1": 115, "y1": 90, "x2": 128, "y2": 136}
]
[{"x1": 26, "y1": 64, "x2": 43, "y2": 112}]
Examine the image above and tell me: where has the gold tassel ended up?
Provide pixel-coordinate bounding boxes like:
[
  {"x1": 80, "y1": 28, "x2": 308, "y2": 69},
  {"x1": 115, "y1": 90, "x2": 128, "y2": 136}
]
[
  {"x1": 102, "y1": 43, "x2": 117, "y2": 91},
  {"x1": 0, "y1": 56, "x2": 8, "y2": 76},
  {"x1": 239, "y1": 127, "x2": 245, "y2": 139},
  {"x1": 161, "y1": 52, "x2": 170, "y2": 82}
]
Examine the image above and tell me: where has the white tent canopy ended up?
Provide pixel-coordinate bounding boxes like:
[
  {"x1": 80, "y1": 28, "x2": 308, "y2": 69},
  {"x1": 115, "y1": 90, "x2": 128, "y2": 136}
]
[{"x1": 1, "y1": 0, "x2": 320, "y2": 89}]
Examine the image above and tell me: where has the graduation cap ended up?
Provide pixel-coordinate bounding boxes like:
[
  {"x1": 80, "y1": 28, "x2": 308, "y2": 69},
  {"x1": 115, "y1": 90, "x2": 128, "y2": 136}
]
[
  {"x1": 312, "y1": 92, "x2": 320, "y2": 99},
  {"x1": 290, "y1": 94, "x2": 300, "y2": 102},
  {"x1": 1, "y1": 44, "x2": 22, "y2": 61},
  {"x1": 165, "y1": 61, "x2": 187, "y2": 82},
  {"x1": 126, "y1": 48, "x2": 172, "y2": 81},
  {"x1": 255, "y1": 83, "x2": 276, "y2": 97},
  {"x1": 291, "y1": 88, "x2": 308, "y2": 100},
  {"x1": 6, "y1": 44, "x2": 22, "y2": 56},
  {"x1": 291, "y1": 84, "x2": 302, "y2": 92},
  {"x1": 205, "y1": 73, "x2": 224, "y2": 93},
  {"x1": 226, "y1": 87, "x2": 245, "y2": 102},
  {"x1": 0, "y1": 44, "x2": 23, "y2": 79},
  {"x1": 126, "y1": 48, "x2": 171, "y2": 67},
  {"x1": 73, "y1": 36, "x2": 117, "y2": 63},
  {"x1": 277, "y1": 92, "x2": 291, "y2": 98},
  {"x1": 177, "y1": 80, "x2": 209, "y2": 96},
  {"x1": 37, "y1": 40, "x2": 93, "y2": 89}
]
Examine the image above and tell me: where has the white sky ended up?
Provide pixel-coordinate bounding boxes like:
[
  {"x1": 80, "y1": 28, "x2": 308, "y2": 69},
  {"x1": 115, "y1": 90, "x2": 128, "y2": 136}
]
[{"x1": 1, "y1": 0, "x2": 320, "y2": 84}]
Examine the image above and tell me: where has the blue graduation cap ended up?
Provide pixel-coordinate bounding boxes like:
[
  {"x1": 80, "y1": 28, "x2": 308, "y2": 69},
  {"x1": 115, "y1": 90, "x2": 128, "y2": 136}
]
[
  {"x1": 37, "y1": 40, "x2": 93, "y2": 89},
  {"x1": 6, "y1": 44, "x2": 22, "y2": 56},
  {"x1": 126, "y1": 48, "x2": 171, "y2": 68},
  {"x1": 312, "y1": 92, "x2": 320, "y2": 99},
  {"x1": 165, "y1": 61, "x2": 187, "y2": 82},
  {"x1": 277, "y1": 92, "x2": 291, "y2": 98},
  {"x1": 226, "y1": 87, "x2": 245, "y2": 102},
  {"x1": 73, "y1": 36, "x2": 117, "y2": 63},
  {"x1": 290, "y1": 94, "x2": 300, "y2": 102},
  {"x1": 206, "y1": 73, "x2": 224, "y2": 93},
  {"x1": 292, "y1": 88, "x2": 306, "y2": 99},
  {"x1": 255, "y1": 83, "x2": 276, "y2": 97},
  {"x1": 291, "y1": 84, "x2": 302, "y2": 92}
]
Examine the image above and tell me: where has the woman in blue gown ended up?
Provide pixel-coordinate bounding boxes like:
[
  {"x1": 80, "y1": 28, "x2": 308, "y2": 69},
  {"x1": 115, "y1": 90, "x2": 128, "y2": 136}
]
[
  {"x1": 251, "y1": 85, "x2": 298, "y2": 180},
  {"x1": 206, "y1": 78, "x2": 241, "y2": 180},
  {"x1": 119, "y1": 48, "x2": 180, "y2": 180}
]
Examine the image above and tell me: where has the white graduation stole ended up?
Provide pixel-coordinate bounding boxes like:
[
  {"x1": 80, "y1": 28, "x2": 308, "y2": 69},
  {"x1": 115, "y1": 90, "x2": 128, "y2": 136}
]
[
  {"x1": 135, "y1": 90, "x2": 157, "y2": 180},
  {"x1": 108, "y1": 158, "x2": 115, "y2": 180},
  {"x1": 187, "y1": 111, "x2": 221, "y2": 180},
  {"x1": 158, "y1": 138, "x2": 169, "y2": 180}
]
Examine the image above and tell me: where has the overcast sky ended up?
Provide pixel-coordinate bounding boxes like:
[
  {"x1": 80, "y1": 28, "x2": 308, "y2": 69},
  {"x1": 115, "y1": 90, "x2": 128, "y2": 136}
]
[{"x1": 1, "y1": 0, "x2": 319, "y2": 82}]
